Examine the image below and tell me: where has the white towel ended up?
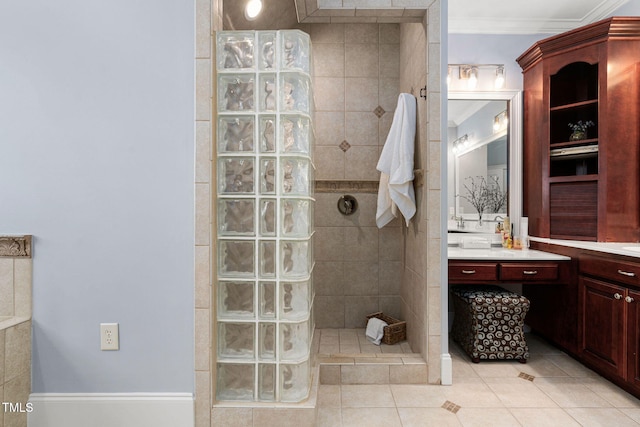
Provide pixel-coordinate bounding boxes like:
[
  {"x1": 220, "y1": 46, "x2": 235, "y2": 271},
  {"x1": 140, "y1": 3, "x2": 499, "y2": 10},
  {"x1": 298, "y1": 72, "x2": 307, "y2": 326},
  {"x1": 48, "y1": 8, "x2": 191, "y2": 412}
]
[
  {"x1": 376, "y1": 93, "x2": 417, "y2": 228},
  {"x1": 365, "y1": 317, "x2": 388, "y2": 346}
]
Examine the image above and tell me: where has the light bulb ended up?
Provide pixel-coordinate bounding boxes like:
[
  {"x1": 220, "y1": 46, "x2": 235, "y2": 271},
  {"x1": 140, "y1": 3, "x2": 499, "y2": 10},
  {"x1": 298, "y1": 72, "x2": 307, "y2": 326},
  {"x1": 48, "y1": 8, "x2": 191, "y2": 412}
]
[
  {"x1": 245, "y1": 0, "x2": 263, "y2": 20},
  {"x1": 495, "y1": 66, "x2": 505, "y2": 89},
  {"x1": 467, "y1": 74, "x2": 477, "y2": 89}
]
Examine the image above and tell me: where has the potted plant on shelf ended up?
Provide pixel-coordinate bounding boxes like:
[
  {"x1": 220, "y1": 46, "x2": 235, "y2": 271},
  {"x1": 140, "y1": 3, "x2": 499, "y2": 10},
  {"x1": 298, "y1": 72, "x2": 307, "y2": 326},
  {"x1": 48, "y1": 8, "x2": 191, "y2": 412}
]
[{"x1": 568, "y1": 120, "x2": 595, "y2": 141}]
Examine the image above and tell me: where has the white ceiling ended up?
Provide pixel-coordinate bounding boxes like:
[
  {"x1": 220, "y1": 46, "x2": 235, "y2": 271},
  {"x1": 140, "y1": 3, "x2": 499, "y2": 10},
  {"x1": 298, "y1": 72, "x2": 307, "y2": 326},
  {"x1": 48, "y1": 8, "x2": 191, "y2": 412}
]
[
  {"x1": 224, "y1": 0, "x2": 629, "y2": 33},
  {"x1": 449, "y1": 0, "x2": 630, "y2": 34}
]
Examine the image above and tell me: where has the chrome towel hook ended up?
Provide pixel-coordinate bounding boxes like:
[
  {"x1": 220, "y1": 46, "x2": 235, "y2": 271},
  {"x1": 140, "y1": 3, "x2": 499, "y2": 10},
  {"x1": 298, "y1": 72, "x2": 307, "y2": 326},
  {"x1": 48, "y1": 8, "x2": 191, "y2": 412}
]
[{"x1": 337, "y1": 195, "x2": 357, "y2": 215}]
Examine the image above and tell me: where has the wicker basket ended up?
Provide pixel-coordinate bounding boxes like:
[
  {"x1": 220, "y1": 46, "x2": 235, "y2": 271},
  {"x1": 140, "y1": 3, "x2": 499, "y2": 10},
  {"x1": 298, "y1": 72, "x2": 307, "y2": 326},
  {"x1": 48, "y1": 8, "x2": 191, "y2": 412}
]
[{"x1": 366, "y1": 312, "x2": 407, "y2": 345}]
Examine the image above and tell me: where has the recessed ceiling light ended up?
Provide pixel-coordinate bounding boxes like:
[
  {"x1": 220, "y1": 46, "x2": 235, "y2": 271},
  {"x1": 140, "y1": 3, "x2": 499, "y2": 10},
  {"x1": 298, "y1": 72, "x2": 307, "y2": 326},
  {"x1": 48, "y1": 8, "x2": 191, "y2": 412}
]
[{"x1": 245, "y1": 0, "x2": 263, "y2": 20}]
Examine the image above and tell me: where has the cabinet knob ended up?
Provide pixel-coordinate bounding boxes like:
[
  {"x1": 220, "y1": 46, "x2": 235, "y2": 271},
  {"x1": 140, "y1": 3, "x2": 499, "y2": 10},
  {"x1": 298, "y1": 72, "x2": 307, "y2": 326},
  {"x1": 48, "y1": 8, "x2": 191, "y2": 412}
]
[
  {"x1": 626, "y1": 296, "x2": 635, "y2": 303},
  {"x1": 617, "y1": 269, "x2": 636, "y2": 277},
  {"x1": 461, "y1": 270, "x2": 476, "y2": 274},
  {"x1": 614, "y1": 293, "x2": 623, "y2": 300}
]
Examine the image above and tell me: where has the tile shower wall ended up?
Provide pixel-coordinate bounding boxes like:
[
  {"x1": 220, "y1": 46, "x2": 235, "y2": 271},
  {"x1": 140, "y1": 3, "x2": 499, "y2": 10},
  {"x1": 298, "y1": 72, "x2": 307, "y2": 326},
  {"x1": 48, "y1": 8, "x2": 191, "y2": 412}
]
[
  {"x1": 398, "y1": 11, "x2": 443, "y2": 384},
  {"x1": 307, "y1": 24, "x2": 404, "y2": 329}
]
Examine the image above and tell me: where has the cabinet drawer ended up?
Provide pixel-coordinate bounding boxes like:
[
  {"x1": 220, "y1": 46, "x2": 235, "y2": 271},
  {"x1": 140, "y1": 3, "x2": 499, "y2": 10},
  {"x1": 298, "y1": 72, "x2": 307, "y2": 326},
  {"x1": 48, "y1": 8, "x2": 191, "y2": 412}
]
[
  {"x1": 448, "y1": 263, "x2": 498, "y2": 281},
  {"x1": 580, "y1": 256, "x2": 640, "y2": 287},
  {"x1": 500, "y1": 263, "x2": 559, "y2": 281}
]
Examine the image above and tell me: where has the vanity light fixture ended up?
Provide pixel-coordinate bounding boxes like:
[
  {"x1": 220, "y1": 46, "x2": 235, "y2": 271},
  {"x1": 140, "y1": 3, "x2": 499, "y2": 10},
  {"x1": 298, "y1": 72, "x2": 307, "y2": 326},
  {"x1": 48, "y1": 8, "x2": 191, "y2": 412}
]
[
  {"x1": 448, "y1": 64, "x2": 506, "y2": 90},
  {"x1": 451, "y1": 134, "x2": 469, "y2": 155},
  {"x1": 245, "y1": 0, "x2": 263, "y2": 20}
]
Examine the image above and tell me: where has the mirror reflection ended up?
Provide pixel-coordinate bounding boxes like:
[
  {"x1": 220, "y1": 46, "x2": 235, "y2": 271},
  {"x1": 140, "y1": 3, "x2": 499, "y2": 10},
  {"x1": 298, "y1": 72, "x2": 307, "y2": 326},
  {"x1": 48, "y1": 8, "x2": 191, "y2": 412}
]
[{"x1": 448, "y1": 99, "x2": 509, "y2": 231}]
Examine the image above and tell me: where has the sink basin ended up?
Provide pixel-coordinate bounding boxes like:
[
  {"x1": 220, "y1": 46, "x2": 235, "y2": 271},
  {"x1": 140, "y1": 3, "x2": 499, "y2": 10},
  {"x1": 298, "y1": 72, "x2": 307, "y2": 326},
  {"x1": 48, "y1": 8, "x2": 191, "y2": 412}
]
[{"x1": 623, "y1": 246, "x2": 640, "y2": 253}]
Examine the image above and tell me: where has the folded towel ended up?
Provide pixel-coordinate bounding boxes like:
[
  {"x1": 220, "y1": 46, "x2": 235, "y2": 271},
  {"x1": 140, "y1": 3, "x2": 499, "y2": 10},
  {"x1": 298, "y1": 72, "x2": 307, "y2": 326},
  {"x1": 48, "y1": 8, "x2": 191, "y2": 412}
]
[
  {"x1": 365, "y1": 317, "x2": 388, "y2": 346},
  {"x1": 376, "y1": 93, "x2": 417, "y2": 228}
]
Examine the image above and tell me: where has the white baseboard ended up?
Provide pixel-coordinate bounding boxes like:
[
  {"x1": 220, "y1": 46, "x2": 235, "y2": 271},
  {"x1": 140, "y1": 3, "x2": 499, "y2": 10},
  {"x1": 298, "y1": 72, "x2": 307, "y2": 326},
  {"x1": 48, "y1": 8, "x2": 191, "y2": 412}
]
[
  {"x1": 441, "y1": 353, "x2": 453, "y2": 386},
  {"x1": 27, "y1": 393, "x2": 194, "y2": 427}
]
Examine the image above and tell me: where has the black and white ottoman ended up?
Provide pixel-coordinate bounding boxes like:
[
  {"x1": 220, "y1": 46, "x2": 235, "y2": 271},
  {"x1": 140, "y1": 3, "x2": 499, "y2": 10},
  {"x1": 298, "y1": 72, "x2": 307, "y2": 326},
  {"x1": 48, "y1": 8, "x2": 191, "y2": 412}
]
[{"x1": 450, "y1": 284, "x2": 530, "y2": 363}]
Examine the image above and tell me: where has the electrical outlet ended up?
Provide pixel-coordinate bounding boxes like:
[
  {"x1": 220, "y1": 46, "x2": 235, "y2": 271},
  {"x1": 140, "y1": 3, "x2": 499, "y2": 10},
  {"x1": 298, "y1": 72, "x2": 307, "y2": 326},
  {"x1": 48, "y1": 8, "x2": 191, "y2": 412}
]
[{"x1": 100, "y1": 323, "x2": 119, "y2": 351}]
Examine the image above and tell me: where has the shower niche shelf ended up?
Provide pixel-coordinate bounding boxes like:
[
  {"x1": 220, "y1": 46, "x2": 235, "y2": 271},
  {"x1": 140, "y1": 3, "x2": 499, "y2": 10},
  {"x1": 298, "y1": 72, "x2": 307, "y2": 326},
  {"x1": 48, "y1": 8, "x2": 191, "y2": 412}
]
[{"x1": 215, "y1": 30, "x2": 315, "y2": 403}]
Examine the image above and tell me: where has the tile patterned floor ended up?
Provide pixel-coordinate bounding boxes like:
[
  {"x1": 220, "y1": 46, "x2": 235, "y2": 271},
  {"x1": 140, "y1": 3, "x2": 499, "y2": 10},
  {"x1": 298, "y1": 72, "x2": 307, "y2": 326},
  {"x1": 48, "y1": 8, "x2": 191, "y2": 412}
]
[{"x1": 315, "y1": 332, "x2": 640, "y2": 426}]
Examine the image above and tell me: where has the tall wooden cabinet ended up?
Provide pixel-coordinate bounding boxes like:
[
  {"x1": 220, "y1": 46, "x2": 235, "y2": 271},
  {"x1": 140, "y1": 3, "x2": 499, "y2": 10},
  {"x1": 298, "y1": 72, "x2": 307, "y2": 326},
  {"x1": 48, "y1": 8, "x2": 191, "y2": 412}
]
[{"x1": 517, "y1": 17, "x2": 640, "y2": 242}]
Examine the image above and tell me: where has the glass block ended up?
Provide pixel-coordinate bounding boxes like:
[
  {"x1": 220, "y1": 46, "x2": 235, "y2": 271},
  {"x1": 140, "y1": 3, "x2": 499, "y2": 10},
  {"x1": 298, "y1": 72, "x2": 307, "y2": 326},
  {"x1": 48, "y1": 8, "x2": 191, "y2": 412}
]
[
  {"x1": 280, "y1": 321, "x2": 309, "y2": 361},
  {"x1": 280, "y1": 31, "x2": 311, "y2": 73},
  {"x1": 260, "y1": 199, "x2": 276, "y2": 236},
  {"x1": 258, "y1": 363, "x2": 276, "y2": 401},
  {"x1": 259, "y1": 281, "x2": 276, "y2": 319},
  {"x1": 280, "y1": 361, "x2": 310, "y2": 402},
  {"x1": 280, "y1": 280, "x2": 310, "y2": 321},
  {"x1": 218, "y1": 158, "x2": 255, "y2": 194},
  {"x1": 259, "y1": 323, "x2": 276, "y2": 360},
  {"x1": 219, "y1": 240, "x2": 255, "y2": 277},
  {"x1": 259, "y1": 74, "x2": 277, "y2": 112},
  {"x1": 281, "y1": 240, "x2": 312, "y2": 278},
  {"x1": 259, "y1": 115, "x2": 276, "y2": 153},
  {"x1": 218, "y1": 116, "x2": 255, "y2": 153},
  {"x1": 260, "y1": 158, "x2": 276, "y2": 194},
  {"x1": 258, "y1": 31, "x2": 276, "y2": 71},
  {"x1": 280, "y1": 72, "x2": 310, "y2": 114},
  {"x1": 259, "y1": 240, "x2": 276, "y2": 278},
  {"x1": 279, "y1": 115, "x2": 311, "y2": 154},
  {"x1": 218, "y1": 281, "x2": 255, "y2": 319},
  {"x1": 218, "y1": 322, "x2": 255, "y2": 359},
  {"x1": 217, "y1": 31, "x2": 255, "y2": 70},
  {"x1": 281, "y1": 157, "x2": 311, "y2": 195},
  {"x1": 216, "y1": 363, "x2": 255, "y2": 401},
  {"x1": 219, "y1": 74, "x2": 255, "y2": 112},
  {"x1": 218, "y1": 199, "x2": 255, "y2": 235},
  {"x1": 281, "y1": 199, "x2": 312, "y2": 237}
]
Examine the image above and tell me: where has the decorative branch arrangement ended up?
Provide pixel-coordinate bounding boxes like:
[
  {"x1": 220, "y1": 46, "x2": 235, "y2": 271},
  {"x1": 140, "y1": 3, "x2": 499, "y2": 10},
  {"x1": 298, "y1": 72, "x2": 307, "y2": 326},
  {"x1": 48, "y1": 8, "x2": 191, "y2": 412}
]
[
  {"x1": 486, "y1": 176, "x2": 507, "y2": 213},
  {"x1": 458, "y1": 176, "x2": 508, "y2": 223}
]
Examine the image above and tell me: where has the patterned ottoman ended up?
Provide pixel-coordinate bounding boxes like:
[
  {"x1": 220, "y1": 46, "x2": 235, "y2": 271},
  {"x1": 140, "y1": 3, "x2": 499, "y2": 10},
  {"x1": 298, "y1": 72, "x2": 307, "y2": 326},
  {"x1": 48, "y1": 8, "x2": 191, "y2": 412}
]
[{"x1": 450, "y1": 284, "x2": 530, "y2": 363}]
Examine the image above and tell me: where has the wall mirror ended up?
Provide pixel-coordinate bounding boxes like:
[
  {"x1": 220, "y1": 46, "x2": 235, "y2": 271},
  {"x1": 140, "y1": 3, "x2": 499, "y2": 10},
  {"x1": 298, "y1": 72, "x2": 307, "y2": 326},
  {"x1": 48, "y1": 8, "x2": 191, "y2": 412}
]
[{"x1": 447, "y1": 90, "x2": 523, "y2": 233}]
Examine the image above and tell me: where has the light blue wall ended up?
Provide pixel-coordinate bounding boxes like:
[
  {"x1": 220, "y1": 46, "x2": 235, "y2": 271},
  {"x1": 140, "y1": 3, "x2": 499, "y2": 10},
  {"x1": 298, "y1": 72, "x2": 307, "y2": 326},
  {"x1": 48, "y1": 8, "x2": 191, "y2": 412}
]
[
  {"x1": 610, "y1": 1, "x2": 640, "y2": 16},
  {"x1": 448, "y1": 34, "x2": 544, "y2": 90},
  {"x1": 0, "y1": 0, "x2": 195, "y2": 392},
  {"x1": 449, "y1": 2, "x2": 640, "y2": 91}
]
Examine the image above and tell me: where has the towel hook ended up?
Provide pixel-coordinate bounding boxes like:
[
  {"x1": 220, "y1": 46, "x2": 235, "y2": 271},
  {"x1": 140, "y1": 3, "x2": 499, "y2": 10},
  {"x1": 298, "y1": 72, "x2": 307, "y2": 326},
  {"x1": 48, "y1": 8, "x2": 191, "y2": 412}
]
[{"x1": 419, "y1": 86, "x2": 427, "y2": 99}]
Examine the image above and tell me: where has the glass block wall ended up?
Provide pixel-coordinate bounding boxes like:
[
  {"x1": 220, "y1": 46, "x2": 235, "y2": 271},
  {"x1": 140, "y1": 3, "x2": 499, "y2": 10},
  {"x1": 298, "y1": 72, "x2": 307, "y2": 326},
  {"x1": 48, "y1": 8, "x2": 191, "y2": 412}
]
[{"x1": 215, "y1": 30, "x2": 315, "y2": 403}]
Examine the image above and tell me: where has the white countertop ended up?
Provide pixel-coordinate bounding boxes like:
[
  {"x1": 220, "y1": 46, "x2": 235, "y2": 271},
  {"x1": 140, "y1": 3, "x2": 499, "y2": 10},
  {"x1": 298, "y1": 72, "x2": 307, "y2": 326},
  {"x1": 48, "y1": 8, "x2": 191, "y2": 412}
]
[
  {"x1": 530, "y1": 237, "x2": 640, "y2": 259},
  {"x1": 448, "y1": 246, "x2": 571, "y2": 261}
]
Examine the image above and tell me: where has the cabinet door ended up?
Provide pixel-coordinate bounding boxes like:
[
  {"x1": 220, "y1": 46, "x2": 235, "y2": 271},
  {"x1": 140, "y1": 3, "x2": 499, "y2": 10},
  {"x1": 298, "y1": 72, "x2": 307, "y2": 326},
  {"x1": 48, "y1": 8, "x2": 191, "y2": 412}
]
[
  {"x1": 627, "y1": 288, "x2": 640, "y2": 391},
  {"x1": 579, "y1": 276, "x2": 626, "y2": 379}
]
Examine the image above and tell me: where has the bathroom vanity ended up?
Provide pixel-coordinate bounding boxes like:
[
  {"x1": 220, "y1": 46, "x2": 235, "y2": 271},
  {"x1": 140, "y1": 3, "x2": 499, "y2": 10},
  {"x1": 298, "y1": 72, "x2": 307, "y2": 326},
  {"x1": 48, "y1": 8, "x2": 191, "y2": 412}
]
[
  {"x1": 448, "y1": 239, "x2": 640, "y2": 398},
  {"x1": 448, "y1": 247, "x2": 571, "y2": 285}
]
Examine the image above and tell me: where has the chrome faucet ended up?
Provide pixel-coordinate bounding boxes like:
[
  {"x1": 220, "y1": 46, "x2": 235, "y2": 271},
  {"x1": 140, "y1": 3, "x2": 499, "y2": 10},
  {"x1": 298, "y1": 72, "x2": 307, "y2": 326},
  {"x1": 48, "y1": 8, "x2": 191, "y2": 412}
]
[
  {"x1": 493, "y1": 215, "x2": 504, "y2": 222},
  {"x1": 454, "y1": 216, "x2": 465, "y2": 228}
]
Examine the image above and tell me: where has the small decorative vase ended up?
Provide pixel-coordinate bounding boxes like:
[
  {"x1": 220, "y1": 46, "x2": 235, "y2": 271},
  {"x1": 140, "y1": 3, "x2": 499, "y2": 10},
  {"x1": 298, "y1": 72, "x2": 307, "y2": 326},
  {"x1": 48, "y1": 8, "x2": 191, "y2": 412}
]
[
  {"x1": 476, "y1": 212, "x2": 484, "y2": 228},
  {"x1": 570, "y1": 130, "x2": 586, "y2": 141}
]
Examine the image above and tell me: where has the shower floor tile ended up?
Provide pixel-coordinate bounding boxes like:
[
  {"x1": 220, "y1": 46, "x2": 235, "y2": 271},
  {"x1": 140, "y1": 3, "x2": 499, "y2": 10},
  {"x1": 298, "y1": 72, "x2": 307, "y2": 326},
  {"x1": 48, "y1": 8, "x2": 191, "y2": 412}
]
[{"x1": 316, "y1": 328, "x2": 415, "y2": 355}]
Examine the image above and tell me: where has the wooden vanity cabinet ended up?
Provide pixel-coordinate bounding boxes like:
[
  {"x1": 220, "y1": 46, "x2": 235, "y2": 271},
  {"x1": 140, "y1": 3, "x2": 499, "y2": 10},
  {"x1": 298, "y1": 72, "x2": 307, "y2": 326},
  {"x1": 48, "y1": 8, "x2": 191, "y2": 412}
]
[
  {"x1": 517, "y1": 17, "x2": 640, "y2": 242},
  {"x1": 448, "y1": 261, "x2": 564, "y2": 284},
  {"x1": 579, "y1": 255, "x2": 640, "y2": 393}
]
